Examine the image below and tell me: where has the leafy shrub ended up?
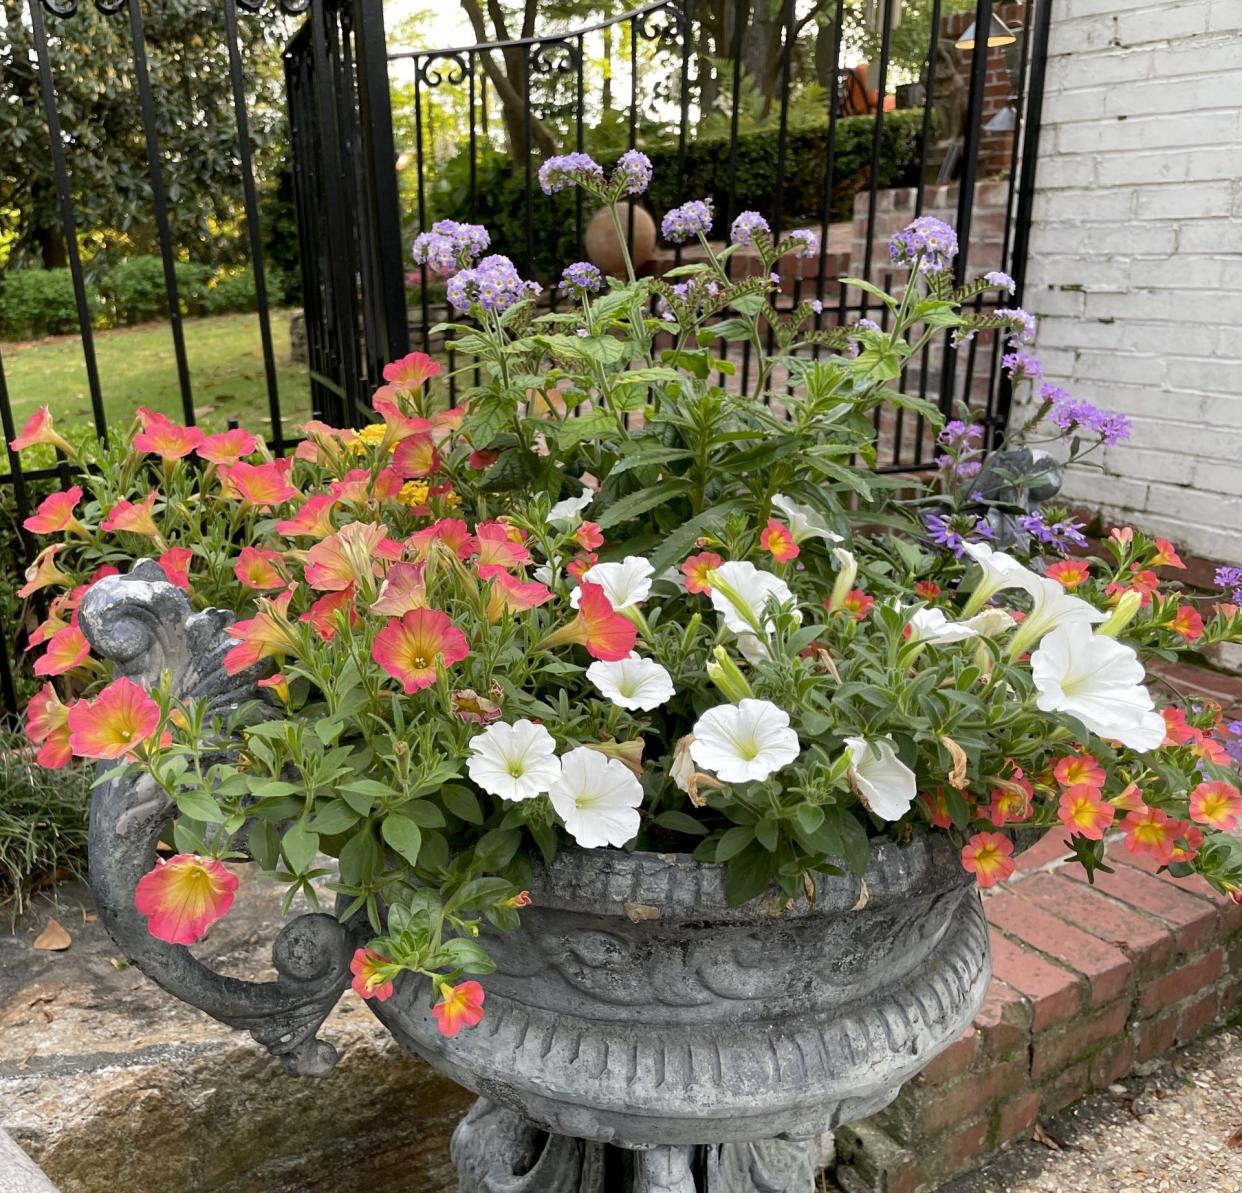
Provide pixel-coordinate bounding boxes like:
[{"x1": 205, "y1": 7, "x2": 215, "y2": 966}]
[
  {"x1": 426, "y1": 110, "x2": 928, "y2": 284},
  {"x1": 0, "y1": 269, "x2": 94, "y2": 339},
  {"x1": 0, "y1": 731, "x2": 91, "y2": 920},
  {"x1": 100, "y1": 256, "x2": 212, "y2": 325},
  {"x1": 202, "y1": 264, "x2": 287, "y2": 316}
]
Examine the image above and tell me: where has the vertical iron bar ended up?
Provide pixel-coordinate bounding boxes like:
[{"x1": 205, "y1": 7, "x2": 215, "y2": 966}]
[
  {"x1": 814, "y1": 0, "x2": 846, "y2": 346},
  {"x1": 860, "y1": 0, "x2": 895, "y2": 290},
  {"x1": 726, "y1": 2, "x2": 745, "y2": 392},
  {"x1": 27, "y1": 0, "x2": 107, "y2": 442},
  {"x1": 914, "y1": 0, "x2": 942, "y2": 217},
  {"x1": 576, "y1": 35, "x2": 586, "y2": 252},
  {"x1": 523, "y1": 46, "x2": 534, "y2": 277},
  {"x1": 414, "y1": 61, "x2": 430, "y2": 354},
  {"x1": 126, "y1": 0, "x2": 195, "y2": 424},
  {"x1": 223, "y1": 0, "x2": 284, "y2": 451},
  {"x1": 468, "y1": 52, "x2": 478, "y2": 220}
]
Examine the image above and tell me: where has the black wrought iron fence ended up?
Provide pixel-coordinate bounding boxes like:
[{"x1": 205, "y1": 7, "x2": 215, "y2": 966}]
[{"x1": 0, "y1": 0, "x2": 1051, "y2": 720}]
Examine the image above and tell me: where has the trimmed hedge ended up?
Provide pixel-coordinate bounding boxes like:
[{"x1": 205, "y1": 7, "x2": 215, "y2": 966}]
[
  {"x1": 0, "y1": 269, "x2": 90, "y2": 339},
  {"x1": 427, "y1": 109, "x2": 928, "y2": 284}
]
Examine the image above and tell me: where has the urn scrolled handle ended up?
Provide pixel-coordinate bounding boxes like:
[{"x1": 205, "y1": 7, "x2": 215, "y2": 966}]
[{"x1": 78, "y1": 561, "x2": 357, "y2": 1077}]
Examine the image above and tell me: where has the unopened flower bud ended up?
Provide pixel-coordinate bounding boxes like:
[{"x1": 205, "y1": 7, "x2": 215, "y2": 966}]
[{"x1": 1098, "y1": 589, "x2": 1142, "y2": 639}]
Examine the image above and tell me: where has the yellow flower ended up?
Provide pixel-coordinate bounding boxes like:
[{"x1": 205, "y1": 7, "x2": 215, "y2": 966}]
[
  {"x1": 399, "y1": 481, "x2": 430, "y2": 507},
  {"x1": 441, "y1": 489, "x2": 462, "y2": 510},
  {"x1": 347, "y1": 424, "x2": 389, "y2": 454}
]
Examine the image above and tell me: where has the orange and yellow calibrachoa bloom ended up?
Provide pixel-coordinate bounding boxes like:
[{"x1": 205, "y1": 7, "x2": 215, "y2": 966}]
[{"x1": 134, "y1": 853, "x2": 238, "y2": 945}]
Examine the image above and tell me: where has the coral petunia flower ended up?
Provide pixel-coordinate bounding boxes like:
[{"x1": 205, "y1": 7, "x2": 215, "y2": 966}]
[
  {"x1": 101, "y1": 491, "x2": 161, "y2": 538},
  {"x1": 1121, "y1": 805, "x2": 1180, "y2": 864},
  {"x1": 567, "y1": 552, "x2": 598, "y2": 580},
  {"x1": 919, "y1": 788, "x2": 952, "y2": 829},
  {"x1": 158, "y1": 546, "x2": 193, "y2": 590},
  {"x1": 538, "y1": 582, "x2": 637, "y2": 662},
  {"x1": 392, "y1": 433, "x2": 440, "y2": 479},
  {"x1": 1161, "y1": 706, "x2": 1197, "y2": 746},
  {"x1": 575, "y1": 521, "x2": 604, "y2": 551},
  {"x1": 986, "y1": 784, "x2": 1031, "y2": 827},
  {"x1": 197, "y1": 427, "x2": 258, "y2": 466},
  {"x1": 1186, "y1": 729, "x2": 1229, "y2": 766},
  {"x1": 1045, "y1": 559, "x2": 1090, "y2": 591},
  {"x1": 1106, "y1": 567, "x2": 1159, "y2": 608},
  {"x1": 1053, "y1": 752, "x2": 1105, "y2": 790},
  {"x1": 257, "y1": 672, "x2": 291, "y2": 704},
  {"x1": 1170, "y1": 824, "x2": 1204, "y2": 864},
  {"x1": 10, "y1": 406, "x2": 74, "y2": 455},
  {"x1": 486, "y1": 570, "x2": 553, "y2": 622},
  {"x1": 839, "y1": 589, "x2": 874, "y2": 620},
  {"x1": 350, "y1": 947, "x2": 397, "y2": 1001},
  {"x1": 17, "y1": 545, "x2": 72, "y2": 599},
  {"x1": 223, "y1": 458, "x2": 298, "y2": 508},
  {"x1": 234, "y1": 546, "x2": 287, "y2": 590},
  {"x1": 134, "y1": 853, "x2": 237, "y2": 945},
  {"x1": 408, "y1": 518, "x2": 475, "y2": 561},
  {"x1": 1151, "y1": 538, "x2": 1185, "y2": 569},
  {"x1": 34, "y1": 625, "x2": 91, "y2": 676},
  {"x1": 133, "y1": 415, "x2": 205, "y2": 460},
  {"x1": 67, "y1": 676, "x2": 163, "y2": 759},
  {"x1": 370, "y1": 562, "x2": 428, "y2": 617},
  {"x1": 329, "y1": 466, "x2": 405, "y2": 505},
  {"x1": 431, "y1": 980, "x2": 485, "y2": 1037},
  {"x1": 681, "y1": 551, "x2": 724, "y2": 596},
  {"x1": 1057, "y1": 785, "x2": 1115, "y2": 840},
  {"x1": 1170, "y1": 605, "x2": 1205, "y2": 642},
  {"x1": 223, "y1": 588, "x2": 300, "y2": 674},
  {"x1": 300, "y1": 586, "x2": 360, "y2": 641},
  {"x1": 382, "y1": 351, "x2": 440, "y2": 390},
  {"x1": 759, "y1": 519, "x2": 799, "y2": 563},
  {"x1": 913, "y1": 580, "x2": 942, "y2": 601},
  {"x1": 304, "y1": 521, "x2": 393, "y2": 591},
  {"x1": 24, "y1": 683, "x2": 73, "y2": 769},
  {"x1": 476, "y1": 521, "x2": 531, "y2": 571},
  {"x1": 1111, "y1": 782, "x2": 1146, "y2": 813},
  {"x1": 276, "y1": 494, "x2": 337, "y2": 540},
  {"x1": 23, "y1": 486, "x2": 86, "y2": 536},
  {"x1": 371, "y1": 608, "x2": 469, "y2": 693},
  {"x1": 1188, "y1": 780, "x2": 1242, "y2": 830},
  {"x1": 960, "y1": 832, "x2": 1015, "y2": 888}
]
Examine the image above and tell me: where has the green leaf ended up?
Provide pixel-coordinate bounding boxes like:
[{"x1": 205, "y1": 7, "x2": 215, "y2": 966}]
[
  {"x1": 381, "y1": 815, "x2": 423, "y2": 867},
  {"x1": 645, "y1": 499, "x2": 744, "y2": 577},
  {"x1": 714, "y1": 824, "x2": 754, "y2": 863},
  {"x1": 338, "y1": 825, "x2": 382, "y2": 886},
  {"x1": 438, "y1": 936, "x2": 498, "y2": 975},
  {"x1": 552, "y1": 409, "x2": 615, "y2": 449},
  {"x1": 653, "y1": 810, "x2": 708, "y2": 836},
  {"x1": 308, "y1": 799, "x2": 359, "y2": 836},
  {"x1": 442, "y1": 784, "x2": 484, "y2": 825},
  {"x1": 723, "y1": 843, "x2": 775, "y2": 906},
  {"x1": 397, "y1": 800, "x2": 447, "y2": 829},
  {"x1": 172, "y1": 789, "x2": 226, "y2": 825},
  {"x1": 839, "y1": 277, "x2": 898, "y2": 307},
  {"x1": 282, "y1": 823, "x2": 320, "y2": 875},
  {"x1": 607, "y1": 446, "x2": 693, "y2": 477},
  {"x1": 595, "y1": 479, "x2": 692, "y2": 530},
  {"x1": 754, "y1": 817, "x2": 780, "y2": 852},
  {"x1": 246, "y1": 820, "x2": 280, "y2": 870}
]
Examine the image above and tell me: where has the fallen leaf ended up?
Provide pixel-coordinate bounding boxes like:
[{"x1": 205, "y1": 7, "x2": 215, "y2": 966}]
[
  {"x1": 851, "y1": 877, "x2": 870, "y2": 911},
  {"x1": 110, "y1": 958, "x2": 131, "y2": 972},
  {"x1": 33, "y1": 919, "x2": 71, "y2": 951},
  {"x1": 1031, "y1": 1120, "x2": 1063, "y2": 1150},
  {"x1": 18, "y1": 1046, "x2": 36, "y2": 1071},
  {"x1": 939, "y1": 735, "x2": 969, "y2": 789},
  {"x1": 1227, "y1": 1123, "x2": 1242, "y2": 1149}
]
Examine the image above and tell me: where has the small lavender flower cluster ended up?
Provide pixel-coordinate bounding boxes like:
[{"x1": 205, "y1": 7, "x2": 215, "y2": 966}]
[
  {"x1": 611, "y1": 149, "x2": 653, "y2": 196},
  {"x1": 1215, "y1": 566, "x2": 1242, "y2": 604},
  {"x1": 411, "y1": 220, "x2": 490, "y2": 276},
  {"x1": 923, "y1": 511, "x2": 993, "y2": 558},
  {"x1": 538, "y1": 152, "x2": 605, "y2": 195},
  {"x1": 447, "y1": 254, "x2": 539, "y2": 314},
  {"x1": 656, "y1": 277, "x2": 721, "y2": 321},
  {"x1": 1224, "y1": 720, "x2": 1242, "y2": 767},
  {"x1": 1041, "y1": 384, "x2": 1132, "y2": 446},
  {"x1": 856, "y1": 317, "x2": 882, "y2": 332},
  {"x1": 985, "y1": 270, "x2": 1016, "y2": 294},
  {"x1": 1002, "y1": 351, "x2": 1042, "y2": 382},
  {"x1": 787, "y1": 228, "x2": 820, "y2": 259},
  {"x1": 888, "y1": 216, "x2": 958, "y2": 273},
  {"x1": 939, "y1": 420, "x2": 983, "y2": 448},
  {"x1": 995, "y1": 307, "x2": 1037, "y2": 345},
  {"x1": 661, "y1": 199, "x2": 713, "y2": 243},
  {"x1": 561, "y1": 261, "x2": 603, "y2": 294},
  {"x1": 935, "y1": 421, "x2": 984, "y2": 479},
  {"x1": 1017, "y1": 511, "x2": 1089, "y2": 552},
  {"x1": 730, "y1": 211, "x2": 771, "y2": 247}
]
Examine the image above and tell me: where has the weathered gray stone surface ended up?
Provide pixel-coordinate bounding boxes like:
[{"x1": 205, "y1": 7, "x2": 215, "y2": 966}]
[
  {"x1": 0, "y1": 1127, "x2": 59, "y2": 1193},
  {"x1": 0, "y1": 876, "x2": 468, "y2": 1193}
]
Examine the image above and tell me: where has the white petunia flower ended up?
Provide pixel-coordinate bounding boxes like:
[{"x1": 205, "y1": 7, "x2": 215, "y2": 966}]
[
  {"x1": 547, "y1": 491, "x2": 594, "y2": 526},
  {"x1": 548, "y1": 746, "x2": 644, "y2": 848},
  {"x1": 708, "y1": 560, "x2": 799, "y2": 636},
  {"x1": 961, "y1": 607, "x2": 1016, "y2": 637},
  {"x1": 1030, "y1": 623, "x2": 1166, "y2": 752},
  {"x1": 960, "y1": 542, "x2": 1037, "y2": 616},
  {"x1": 844, "y1": 736, "x2": 917, "y2": 821},
  {"x1": 771, "y1": 494, "x2": 844, "y2": 543},
  {"x1": 906, "y1": 605, "x2": 979, "y2": 644},
  {"x1": 570, "y1": 555, "x2": 654, "y2": 611},
  {"x1": 466, "y1": 719, "x2": 562, "y2": 802},
  {"x1": 586, "y1": 653, "x2": 675, "y2": 711},
  {"x1": 690, "y1": 699, "x2": 801, "y2": 783},
  {"x1": 1008, "y1": 574, "x2": 1107, "y2": 657}
]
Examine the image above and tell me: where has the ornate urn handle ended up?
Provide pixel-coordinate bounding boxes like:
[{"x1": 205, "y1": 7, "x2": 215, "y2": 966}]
[{"x1": 79, "y1": 561, "x2": 356, "y2": 1077}]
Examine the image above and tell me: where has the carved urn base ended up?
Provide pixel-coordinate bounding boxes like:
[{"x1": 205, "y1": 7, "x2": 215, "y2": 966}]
[{"x1": 451, "y1": 1099, "x2": 816, "y2": 1193}]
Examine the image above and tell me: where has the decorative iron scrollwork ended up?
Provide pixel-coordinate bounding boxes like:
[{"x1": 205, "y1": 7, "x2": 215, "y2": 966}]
[
  {"x1": 530, "y1": 38, "x2": 582, "y2": 78},
  {"x1": 634, "y1": 2, "x2": 685, "y2": 45},
  {"x1": 416, "y1": 51, "x2": 469, "y2": 89},
  {"x1": 38, "y1": 0, "x2": 80, "y2": 18},
  {"x1": 93, "y1": 0, "x2": 128, "y2": 16},
  {"x1": 78, "y1": 563, "x2": 359, "y2": 1077}
]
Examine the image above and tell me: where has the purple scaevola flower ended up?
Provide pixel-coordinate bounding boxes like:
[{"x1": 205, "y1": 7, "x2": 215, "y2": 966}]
[
  {"x1": 1002, "y1": 351, "x2": 1042, "y2": 382},
  {"x1": 923, "y1": 512, "x2": 966, "y2": 556},
  {"x1": 661, "y1": 199, "x2": 713, "y2": 243},
  {"x1": 1017, "y1": 512, "x2": 1089, "y2": 553},
  {"x1": 985, "y1": 271, "x2": 1016, "y2": 294},
  {"x1": 995, "y1": 307, "x2": 1037, "y2": 345},
  {"x1": 538, "y1": 152, "x2": 605, "y2": 195},
  {"x1": 1214, "y1": 566, "x2": 1242, "y2": 603},
  {"x1": 561, "y1": 261, "x2": 603, "y2": 294},
  {"x1": 888, "y1": 216, "x2": 958, "y2": 273},
  {"x1": 1042, "y1": 384, "x2": 1132, "y2": 446},
  {"x1": 730, "y1": 211, "x2": 771, "y2": 247},
  {"x1": 612, "y1": 150, "x2": 653, "y2": 196}
]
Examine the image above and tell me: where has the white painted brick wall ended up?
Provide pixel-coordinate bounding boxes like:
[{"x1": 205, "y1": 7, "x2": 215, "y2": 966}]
[{"x1": 1020, "y1": 0, "x2": 1242, "y2": 563}]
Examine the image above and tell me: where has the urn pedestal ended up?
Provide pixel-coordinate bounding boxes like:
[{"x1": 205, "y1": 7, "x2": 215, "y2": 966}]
[{"x1": 78, "y1": 564, "x2": 992, "y2": 1193}]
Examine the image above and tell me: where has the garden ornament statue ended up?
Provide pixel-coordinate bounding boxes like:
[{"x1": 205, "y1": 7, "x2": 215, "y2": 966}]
[{"x1": 20, "y1": 159, "x2": 1242, "y2": 1193}]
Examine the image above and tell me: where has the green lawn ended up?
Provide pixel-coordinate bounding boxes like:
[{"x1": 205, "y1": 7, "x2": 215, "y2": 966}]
[{"x1": 1, "y1": 309, "x2": 311, "y2": 438}]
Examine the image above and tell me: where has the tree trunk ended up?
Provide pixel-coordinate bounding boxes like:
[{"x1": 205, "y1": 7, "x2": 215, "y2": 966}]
[{"x1": 35, "y1": 225, "x2": 69, "y2": 270}]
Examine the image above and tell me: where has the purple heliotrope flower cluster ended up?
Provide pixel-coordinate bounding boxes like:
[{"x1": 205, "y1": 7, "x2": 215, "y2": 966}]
[
  {"x1": 661, "y1": 198, "x2": 713, "y2": 243},
  {"x1": 447, "y1": 254, "x2": 540, "y2": 314},
  {"x1": 411, "y1": 220, "x2": 490, "y2": 276},
  {"x1": 612, "y1": 150, "x2": 653, "y2": 196},
  {"x1": 856, "y1": 317, "x2": 882, "y2": 332},
  {"x1": 1017, "y1": 512, "x2": 1089, "y2": 552},
  {"x1": 730, "y1": 211, "x2": 771, "y2": 247},
  {"x1": 923, "y1": 511, "x2": 993, "y2": 558},
  {"x1": 538, "y1": 152, "x2": 605, "y2": 195},
  {"x1": 560, "y1": 261, "x2": 603, "y2": 294},
  {"x1": 1215, "y1": 566, "x2": 1242, "y2": 603},
  {"x1": 995, "y1": 307, "x2": 1037, "y2": 345},
  {"x1": 1041, "y1": 384, "x2": 1132, "y2": 445},
  {"x1": 656, "y1": 277, "x2": 721, "y2": 321},
  {"x1": 787, "y1": 228, "x2": 820, "y2": 259},
  {"x1": 888, "y1": 216, "x2": 958, "y2": 273},
  {"x1": 1002, "y1": 351, "x2": 1042, "y2": 382},
  {"x1": 985, "y1": 271, "x2": 1016, "y2": 294}
]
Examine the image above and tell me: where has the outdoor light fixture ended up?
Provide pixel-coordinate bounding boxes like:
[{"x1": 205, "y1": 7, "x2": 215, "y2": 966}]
[{"x1": 955, "y1": 13, "x2": 1017, "y2": 49}]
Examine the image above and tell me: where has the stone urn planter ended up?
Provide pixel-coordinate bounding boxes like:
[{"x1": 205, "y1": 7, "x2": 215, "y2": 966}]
[{"x1": 79, "y1": 565, "x2": 991, "y2": 1193}]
